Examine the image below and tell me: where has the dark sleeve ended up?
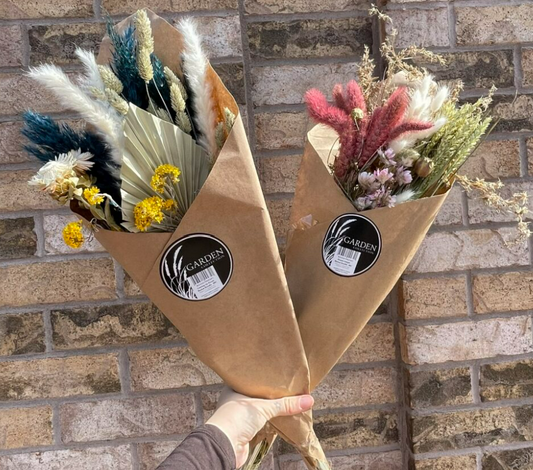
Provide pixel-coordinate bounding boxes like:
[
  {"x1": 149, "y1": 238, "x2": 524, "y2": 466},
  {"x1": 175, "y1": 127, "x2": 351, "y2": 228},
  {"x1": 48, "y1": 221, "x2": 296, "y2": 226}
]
[{"x1": 156, "y1": 424, "x2": 236, "y2": 470}]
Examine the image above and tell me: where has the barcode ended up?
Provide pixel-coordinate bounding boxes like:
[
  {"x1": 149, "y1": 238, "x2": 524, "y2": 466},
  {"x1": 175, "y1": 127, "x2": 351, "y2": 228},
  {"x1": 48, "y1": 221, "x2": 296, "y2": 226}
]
[
  {"x1": 336, "y1": 246, "x2": 361, "y2": 261},
  {"x1": 188, "y1": 266, "x2": 218, "y2": 286}
]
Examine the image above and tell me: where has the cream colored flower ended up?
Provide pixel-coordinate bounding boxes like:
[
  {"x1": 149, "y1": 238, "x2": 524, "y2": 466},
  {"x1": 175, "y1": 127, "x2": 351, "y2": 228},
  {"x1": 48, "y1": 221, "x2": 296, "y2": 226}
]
[{"x1": 28, "y1": 149, "x2": 94, "y2": 202}]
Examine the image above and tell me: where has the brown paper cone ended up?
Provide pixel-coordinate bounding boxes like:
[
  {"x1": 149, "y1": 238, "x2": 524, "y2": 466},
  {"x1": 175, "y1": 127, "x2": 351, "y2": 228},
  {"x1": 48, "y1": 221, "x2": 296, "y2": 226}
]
[
  {"x1": 93, "y1": 11, "x2": 328, "y2": 468},
  {"x1": 265, "y1": 124, "x2": 449, "y2": 456}
]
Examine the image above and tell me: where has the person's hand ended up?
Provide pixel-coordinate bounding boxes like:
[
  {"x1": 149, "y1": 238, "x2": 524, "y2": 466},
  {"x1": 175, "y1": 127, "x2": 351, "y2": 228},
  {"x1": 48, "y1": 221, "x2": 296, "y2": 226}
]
[{"x1": 206, "y1": 387, "x2": 314, "y2": 467}]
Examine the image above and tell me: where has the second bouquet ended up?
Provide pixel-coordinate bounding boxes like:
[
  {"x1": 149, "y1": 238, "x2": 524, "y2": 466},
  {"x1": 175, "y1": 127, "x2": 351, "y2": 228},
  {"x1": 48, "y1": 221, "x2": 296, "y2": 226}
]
[{"x1": 23, "y1": 9, "x2": 329, "y2": 469}]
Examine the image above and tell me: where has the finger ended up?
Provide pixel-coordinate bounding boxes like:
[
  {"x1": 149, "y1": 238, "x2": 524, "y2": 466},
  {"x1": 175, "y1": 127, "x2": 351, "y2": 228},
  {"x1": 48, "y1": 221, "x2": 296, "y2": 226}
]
[{"x1": 261, "y1": 395, "x2": 314, "y2": 419}]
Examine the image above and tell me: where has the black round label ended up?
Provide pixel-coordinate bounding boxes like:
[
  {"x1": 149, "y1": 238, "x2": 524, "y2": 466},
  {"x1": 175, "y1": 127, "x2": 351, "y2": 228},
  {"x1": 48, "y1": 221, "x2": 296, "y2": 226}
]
[
  {"x1": 322, "y1": 214, "x2": 381, "y2": 277},
  {"x1": 160, "y1": 233, "x2": 233, "y2": 301}
]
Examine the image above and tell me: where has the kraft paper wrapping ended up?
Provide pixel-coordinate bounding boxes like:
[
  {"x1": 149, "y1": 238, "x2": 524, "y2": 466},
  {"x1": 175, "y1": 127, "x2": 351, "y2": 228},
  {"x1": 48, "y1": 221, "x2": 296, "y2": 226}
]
[
  {"x1": 90, "y1": 11, "x2": 329, "y2": 468},
  {"x1": 265, "y1": 124, "x2": 449, "y2": 456}
]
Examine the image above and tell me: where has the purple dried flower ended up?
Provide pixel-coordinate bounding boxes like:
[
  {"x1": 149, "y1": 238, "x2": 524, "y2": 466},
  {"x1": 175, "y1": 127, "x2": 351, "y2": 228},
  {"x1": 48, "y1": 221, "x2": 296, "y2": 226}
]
[
  {"x1": 374, "y1": 168, "x2": 394, "y2": 185},
  {"x1": 396, "y1": 167, "x2": 413, "y2": 185}
]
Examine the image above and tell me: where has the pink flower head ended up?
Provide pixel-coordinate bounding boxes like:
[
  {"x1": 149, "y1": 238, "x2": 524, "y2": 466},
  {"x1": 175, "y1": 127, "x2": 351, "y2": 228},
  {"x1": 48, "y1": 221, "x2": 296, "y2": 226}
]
[
  {"x1": 373, "y1": 168, "x2": 394, "y2": 185},
  {"x1": 396, "y1": 167, "x2": 413, "y2": 185},
  {"x1": 357, "y1": 171, "x2": 376, "y2": 189}
]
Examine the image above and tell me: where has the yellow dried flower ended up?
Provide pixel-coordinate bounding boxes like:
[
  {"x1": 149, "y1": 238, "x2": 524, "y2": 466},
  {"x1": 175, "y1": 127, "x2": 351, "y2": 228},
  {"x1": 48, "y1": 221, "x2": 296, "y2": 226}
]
[
  {"x1": 150, "y1": 164, "x2": 181, "y2": 193},
  {"x1": 162, "y1": 199, "x2": 176, "y2": 210},
  {"x1": 62, "y1": 220, "x2": 84, "y2": 249},
  {"x1": 134, "y1": 196, "x2": 166, "y2": 232},
  {"x1": 98, "y1": 65, "x2": 123, "y2": 94},
  {"x1": 83, "y1": 186, "x2": 104, "y2": 205}
]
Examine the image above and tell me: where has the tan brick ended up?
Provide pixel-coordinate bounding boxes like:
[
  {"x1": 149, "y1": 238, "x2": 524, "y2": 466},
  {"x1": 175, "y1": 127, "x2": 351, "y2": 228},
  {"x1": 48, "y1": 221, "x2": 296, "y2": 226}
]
[
  {"x1": 201, "y1": 389, "x2": 221, "y2": 421},
  {"x1": 0, "y1": 446, "x2": 132, "y2": 469},
  {"x1": 473, "y1": 271, "x2": 533, "y2": 314},
  {"x1": 0, "y1": 406, "x2": 52, "y2": 450},
  {"x1": 279, "y1": 451, "x2": 403, "y2": 470},
  {"x1": 315, "y1": 409, "x2": 398, "y2": 451},
  {"x1": 388, "y1": 8, "x2": 449, "y2": 48},
  {"x1": 0, "y1": 354, "x2": 120, "y2": 401},
  {"x1": 44, "y1": 214, "x2": 104, "y2": 254},
  {"x1": 0, "y1": 26, "x2": 23, "y2": 67},
  {"x1": 259, "y1": 155, "x2": 302, "y2": 194},
  {"x1": 402, "y1": 316, "x2": 533, "y2": 365},
  {"x1": 523, "y1": 48, "x2": 533, "y2": 87},
  {"x1": 266, "y1": 197, "x2": 292, "y2": 238},
  {"x1": 137, "y1": 441, "x2": 182, "y2": 470},
  {"x1": 0, "y1": 170, "x2": 58, "y2": 213},
  {"x1": 407, "y1": 228, "x2": 529, "y2": 273},
  {"x1": 528, "y1": 138, "x2": 533, "y2": 176},
  {"x1": 51, "y1": 302, "x2": 181, "y2": 350},
  {"x1": 0, "y1": 218, "x2": 37, "y2": 260},
  {"x1": 481, "y1": 359, "x2": 533, "y2": 402},
  {"x1": 255, "y1": 112, "x2": 307, "y2": 151},
  {"x1": 29, "y1": 23, "x2": 106, "y2": 66},
  {"x1": 312, "y1": 368, "x2": 396, "y2": 409},
  {"x1": 124, "y1": 272, "x2": 143, "y2": 296},
  {"x1": 60, "y1": 394, "x2": 196, "y2": 442},
  {"x1": 400, "y1": 276, "x2": 468, "y2": 320},
  {"x1": 457, "y1": 5, "x2": 533, "y2": 45},
  {"x1": 434, "y1": 186, "x2": 463, "y2": 227},
  {"x1": 102, "y1": 0, "x2": 238, "y2": 14},
  {"x1": 415, "y1": 50, "x2": 514, "y2": 90},
  {"x1": 409, "y1": 367, "x2": 472, "y2": 408},
  {"x1": 0, "y1": 312, "x2": 45, "y2": 356},
  {"x1": 252, "y1": 62, "x2": 358, "y2": 106},
  {"x1": 467, "y1": 181, "x2": 533, "y2": 224},
  {"x1": 0, "y1": 122, "x2": 30, "y2": 164},
  {"x1": 415, "y1": 455, "x2": 477, "y2": 470},
  {"x1": 491, "y1": 95, "x2": 533, "y2": 133},
  {"x1": 130, "y1": 347, "x2": 221, "y2": 391},
  {"x1": 248, "y1": 18, "x2": 371, "y2": 60},
  {"x1": 339, "y1": 322, "x2": 395, "y2": 364},
  {"x1": 412, "y1": 405, "x2": 533, "y2": 453},
  {"x1": 245, "y1": 0, "x2": 370, "y2": 14},
  {"x1": 0, "y1": 73, "x2": 67, "y2": 116},
  {"x1": 483, "y1": 448, "x2": 533, "y2": 469},
  {"x1": 0, "y1": 258, "x2": 117, "y2": 308},
  {"x1": 0, "y1": 0, "x2": 93, "y2": 18},
  {"x1": 461, "y1": 139, "x2": 521, "y2": 180},
  {"x1": 193, "y1": 16, "x2": 242, "y2": 58}
]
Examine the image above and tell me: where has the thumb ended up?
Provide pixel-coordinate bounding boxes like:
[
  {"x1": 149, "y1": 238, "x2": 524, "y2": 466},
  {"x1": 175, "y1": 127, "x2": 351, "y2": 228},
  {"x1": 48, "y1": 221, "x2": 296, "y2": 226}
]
[{"x1": 261, "y1": 395, "x2": 314, "y2": 420}]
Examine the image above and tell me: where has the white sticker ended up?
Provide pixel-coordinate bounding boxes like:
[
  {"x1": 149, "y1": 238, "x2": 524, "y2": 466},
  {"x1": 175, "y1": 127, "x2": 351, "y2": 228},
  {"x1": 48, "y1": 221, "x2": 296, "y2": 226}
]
[
  {"x1": 329, "y1": 245, "x2": 362, "y2": 276},
  {"x1": 187, "y1": 265, "x2": 225, "y2": 300}
]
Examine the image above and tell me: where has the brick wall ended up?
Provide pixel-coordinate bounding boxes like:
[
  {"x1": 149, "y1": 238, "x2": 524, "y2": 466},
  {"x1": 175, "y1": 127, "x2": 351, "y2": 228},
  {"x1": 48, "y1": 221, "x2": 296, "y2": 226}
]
[{"x1": 0, "y1": 1, "x2": 531, "y2": 469}]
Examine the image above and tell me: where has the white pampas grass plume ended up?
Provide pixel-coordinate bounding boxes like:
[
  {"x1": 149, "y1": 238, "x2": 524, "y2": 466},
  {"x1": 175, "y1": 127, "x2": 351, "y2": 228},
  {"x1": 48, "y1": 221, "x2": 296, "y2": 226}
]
[
  {"x1": 28, "y1": 64, "x2": 124, "y2": 165},
  {"x1": 75, "y1": 48, "x2": 105, "y2": 94},
  {"x1": 98, "y1": 65, "x2": 123, "y2": 94},
  {"x1": 177, "y1": 17, "x2": 217, "y2": 158}
]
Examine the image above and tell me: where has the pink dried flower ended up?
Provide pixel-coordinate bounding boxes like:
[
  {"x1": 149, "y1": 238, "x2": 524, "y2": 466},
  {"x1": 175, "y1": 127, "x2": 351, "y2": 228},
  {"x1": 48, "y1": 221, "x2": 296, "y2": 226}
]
[
  {"x1": 374, "y1": 168, "x2": 394, "y2": 184},
  {"x1": 357, "y1": 171, "x2": 377, "y2": 189},
  {"x1": 396, "y1": 167, "x2": 413, "y2": 185}
]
